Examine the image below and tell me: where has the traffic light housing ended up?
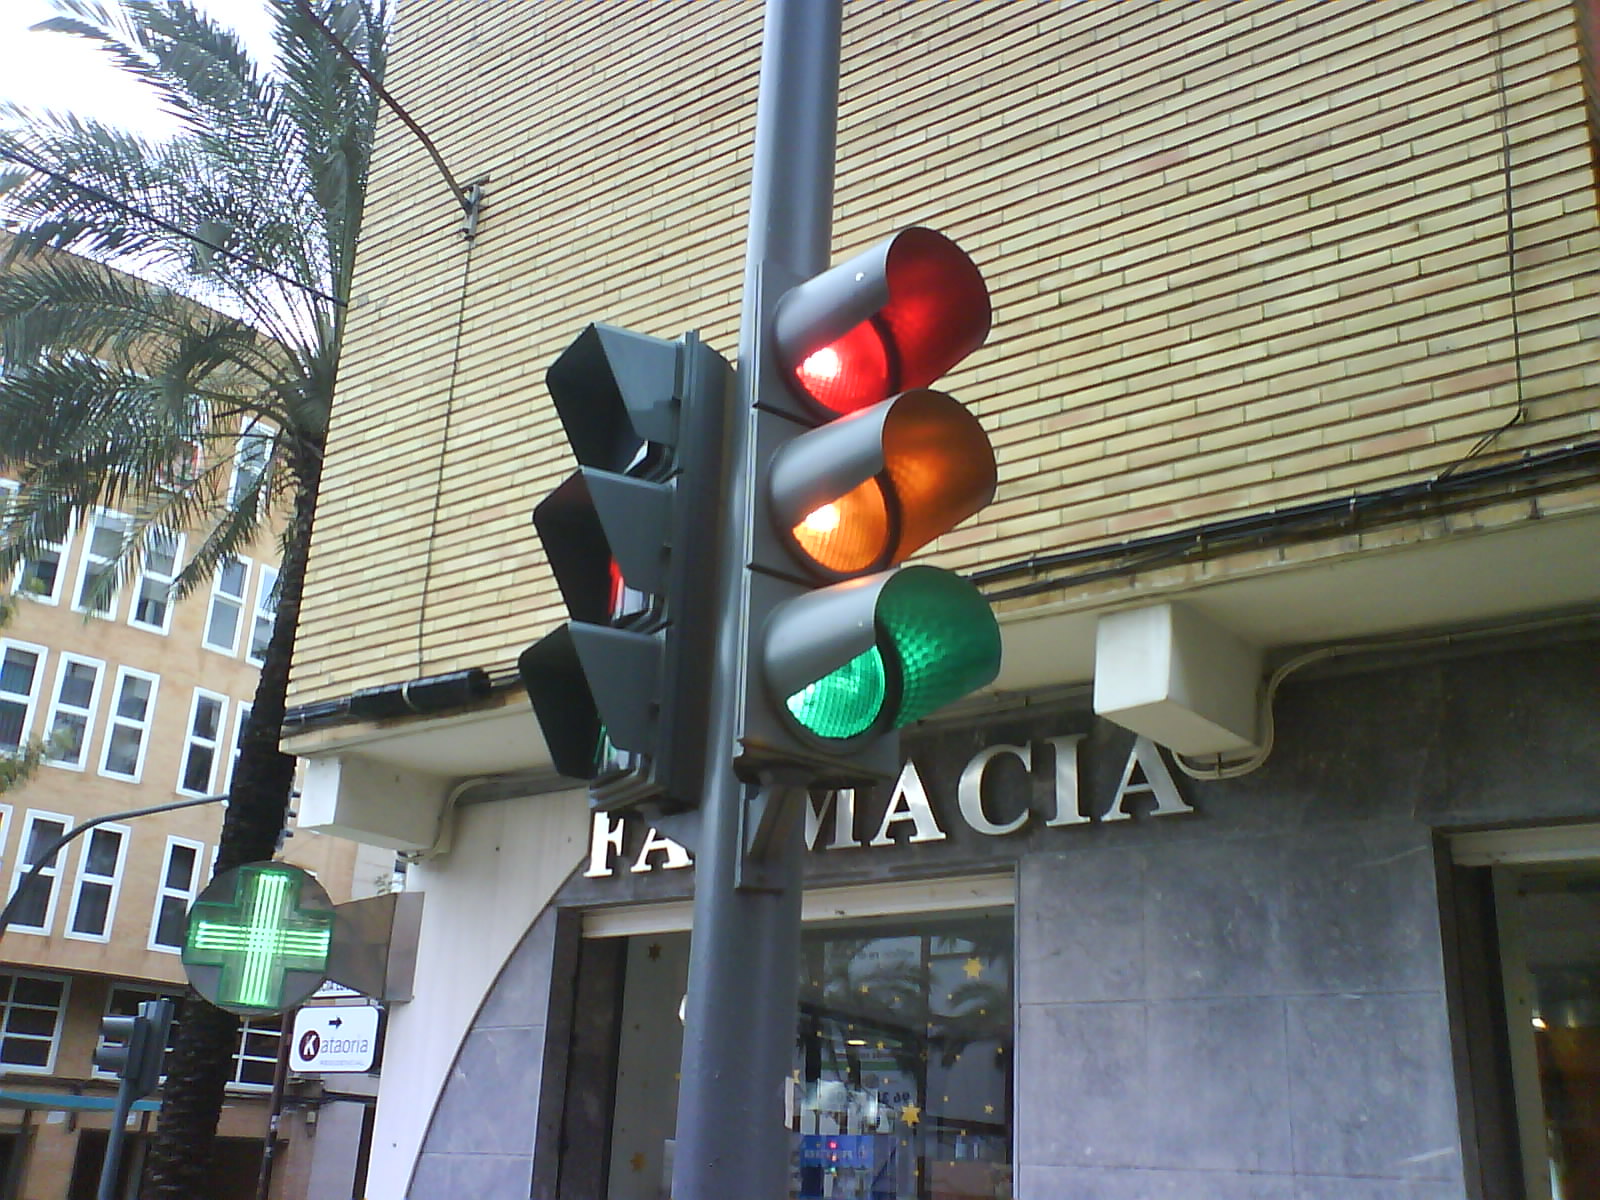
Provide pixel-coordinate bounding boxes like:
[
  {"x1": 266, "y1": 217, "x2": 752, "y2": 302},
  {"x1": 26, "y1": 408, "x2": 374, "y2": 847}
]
[
  {"x1": 521, "y1": 324, "x2": 734, "y2": 811},
  {"x1": 94, "y1": 997, "x2": 175, "y2": 1100},
  {"x1": 739, "y1": 228, "x2": 1003, "y2": 784}
]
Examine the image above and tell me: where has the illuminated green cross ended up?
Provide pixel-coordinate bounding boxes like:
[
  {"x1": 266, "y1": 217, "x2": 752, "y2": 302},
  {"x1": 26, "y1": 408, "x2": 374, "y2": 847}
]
[{"x1": 182, "y1": 864, "x2": 334, "y2": 1013}]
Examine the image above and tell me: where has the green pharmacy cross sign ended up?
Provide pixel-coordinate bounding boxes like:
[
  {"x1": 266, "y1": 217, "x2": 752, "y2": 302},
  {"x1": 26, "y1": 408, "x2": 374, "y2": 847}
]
[{"x1": 182, "y1": 862, "x2": 335, "y2": 1016}]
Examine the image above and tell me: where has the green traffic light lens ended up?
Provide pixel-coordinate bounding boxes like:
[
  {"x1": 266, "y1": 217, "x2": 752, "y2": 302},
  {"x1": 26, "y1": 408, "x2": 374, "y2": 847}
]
[
  {"x1": 785, "y1": 645, "x2": 888, "y2": 739},
  {"x1": 877, "y1": 566, "x2": 1001, "y2": 727}
]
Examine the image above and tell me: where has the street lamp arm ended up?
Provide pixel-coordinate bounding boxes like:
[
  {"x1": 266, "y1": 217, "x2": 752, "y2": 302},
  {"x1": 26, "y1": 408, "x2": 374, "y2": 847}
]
[{"x1": 0, "y1": 793, "x2": 229, "y2": 940}]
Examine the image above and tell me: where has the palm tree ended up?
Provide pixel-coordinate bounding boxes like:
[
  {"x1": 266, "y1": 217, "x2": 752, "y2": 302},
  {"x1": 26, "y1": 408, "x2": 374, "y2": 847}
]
[{"x1": 0, "y1": 2, "x2": 384, "y2": 1193}]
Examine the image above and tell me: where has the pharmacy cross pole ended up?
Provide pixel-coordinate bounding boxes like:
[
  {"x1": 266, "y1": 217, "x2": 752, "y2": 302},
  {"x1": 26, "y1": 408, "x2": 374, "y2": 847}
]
[{"x1": 182, "y1": 862, "x2": 334, "y2": 1015}]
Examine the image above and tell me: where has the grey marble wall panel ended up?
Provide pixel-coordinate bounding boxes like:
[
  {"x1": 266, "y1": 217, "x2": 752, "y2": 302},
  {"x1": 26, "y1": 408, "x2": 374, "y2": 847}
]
[
  {"x1": 1016, "y1": 1002, "x2": 1147, "y2": 1167},
  {"x1": 407, "y1": 1152, "x2": 534, "y2": 1199},
  {"x1": 1144, "y1": 998, "x2": 1292, "y2": 1173},
  {"x1": 407, "y1": 904, "x2": 561, "y2": 1197},
  {"x1": 1018, "y1": 1163, "x2": 1296, "y2": 1199},
  {"x1": 1142, "y1": 837, "x2": 1285, "y2": 999},
  {"x1": 1286, "y1": 993, "x2": 1461, "y2": 1180},
  {"x1": 1018, "y1": 848, "x2": 1146, "y2": 1003}
]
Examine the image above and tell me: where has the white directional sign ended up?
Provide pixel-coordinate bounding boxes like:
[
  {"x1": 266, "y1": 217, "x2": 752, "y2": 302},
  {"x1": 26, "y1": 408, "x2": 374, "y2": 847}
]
[{"x1": 290, "y1": 1005, "x2": 380, "y2": 1073}]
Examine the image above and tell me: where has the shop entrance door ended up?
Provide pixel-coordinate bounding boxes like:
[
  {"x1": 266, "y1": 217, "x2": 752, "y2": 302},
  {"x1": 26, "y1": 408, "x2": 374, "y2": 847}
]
[{"x1": 1495, "y1": 865, "x2": 1600, "y2": 1200}]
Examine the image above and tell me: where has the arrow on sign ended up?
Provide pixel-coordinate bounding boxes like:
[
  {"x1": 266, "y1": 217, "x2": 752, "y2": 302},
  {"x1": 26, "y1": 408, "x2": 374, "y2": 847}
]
[{"x1": 329, "y1": 1017, "x2": 343, "y2": 1028}]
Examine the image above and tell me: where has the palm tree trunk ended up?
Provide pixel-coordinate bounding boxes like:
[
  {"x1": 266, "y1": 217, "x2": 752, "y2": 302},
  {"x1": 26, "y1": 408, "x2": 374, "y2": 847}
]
[{"x1": 143, "y1": 453, "x2": 321, "y2": 1198}]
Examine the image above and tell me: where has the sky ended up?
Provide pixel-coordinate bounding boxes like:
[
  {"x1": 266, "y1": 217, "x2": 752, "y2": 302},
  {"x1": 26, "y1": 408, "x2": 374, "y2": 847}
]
[{"x1": 0, "y1": 0, "x2": 277, "y2": 138}]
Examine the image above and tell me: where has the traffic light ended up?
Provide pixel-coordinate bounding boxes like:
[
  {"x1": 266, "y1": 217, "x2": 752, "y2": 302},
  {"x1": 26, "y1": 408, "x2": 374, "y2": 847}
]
[
  {"x1": 94, "y1": 997, "x2": 175, "y2": 1100},
  {"x1": 520, "y1": 324, "x2": 734, "y2": 811},
  {"x1": 739, "y1": 227, "x2": 1003, "y2": 783}
]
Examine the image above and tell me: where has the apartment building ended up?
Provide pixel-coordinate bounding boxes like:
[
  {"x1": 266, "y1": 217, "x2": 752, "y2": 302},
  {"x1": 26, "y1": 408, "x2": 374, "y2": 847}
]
[
  {"x1": 0, "y1": 280, "x2": 378, "y2": 1196},
  {"x1": 282, "y1": 2, "x2": 1600, "y2": 1197}
]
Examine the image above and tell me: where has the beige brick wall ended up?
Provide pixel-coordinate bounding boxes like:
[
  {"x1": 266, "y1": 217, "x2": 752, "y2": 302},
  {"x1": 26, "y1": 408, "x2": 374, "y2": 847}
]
[{"x1": 292, "y1": 0, "x2": 1600, "y2": 705}]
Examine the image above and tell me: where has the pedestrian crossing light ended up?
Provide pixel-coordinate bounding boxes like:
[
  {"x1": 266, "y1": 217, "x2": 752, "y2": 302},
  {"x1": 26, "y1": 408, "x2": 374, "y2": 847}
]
[
  {"x1": 741, "y1": 228, "x2": 1002, "y2": 783},
  {"x1": 181, "y1": 862, "x2": 334, "y2": 1016}
]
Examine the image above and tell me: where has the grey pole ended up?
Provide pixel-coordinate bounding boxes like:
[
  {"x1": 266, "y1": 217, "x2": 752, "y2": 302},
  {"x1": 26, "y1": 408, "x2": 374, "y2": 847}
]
[{"x1": 671, "y1": 0, "x2": 841, "y2": 1197}]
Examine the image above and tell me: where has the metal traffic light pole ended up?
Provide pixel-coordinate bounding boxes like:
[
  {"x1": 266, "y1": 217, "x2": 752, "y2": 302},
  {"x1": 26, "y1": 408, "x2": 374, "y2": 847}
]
[{"x1": 670, "y1": 0, "x2": 842, "y2": 1195}]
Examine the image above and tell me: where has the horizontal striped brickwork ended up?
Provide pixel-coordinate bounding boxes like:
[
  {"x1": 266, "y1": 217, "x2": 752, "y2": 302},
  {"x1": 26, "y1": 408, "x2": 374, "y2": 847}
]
[{"x1": 291, "y1": 0, "x2": 1600, "y2": 705}]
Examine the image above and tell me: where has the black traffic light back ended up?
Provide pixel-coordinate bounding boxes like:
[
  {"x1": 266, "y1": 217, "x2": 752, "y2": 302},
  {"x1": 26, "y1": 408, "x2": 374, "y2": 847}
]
[
  {"x1": 94, "y1": 997, "x2": 175, "y2": 1100},
  {"x1": 522, "y1": 326, "x2": 734, "y2": 811}
]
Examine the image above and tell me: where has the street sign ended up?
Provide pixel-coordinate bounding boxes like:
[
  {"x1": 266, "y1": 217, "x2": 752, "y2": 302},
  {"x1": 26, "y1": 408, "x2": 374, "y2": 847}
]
[{"x1": 289, "y1": 1004, "x2": 380, "y2": 1073}]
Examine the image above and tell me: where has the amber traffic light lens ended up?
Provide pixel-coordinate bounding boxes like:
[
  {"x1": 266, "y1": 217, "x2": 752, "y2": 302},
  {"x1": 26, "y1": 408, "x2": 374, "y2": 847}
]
[{"x1": 791, "y1": 478, "x2": 894, "y2": 574}]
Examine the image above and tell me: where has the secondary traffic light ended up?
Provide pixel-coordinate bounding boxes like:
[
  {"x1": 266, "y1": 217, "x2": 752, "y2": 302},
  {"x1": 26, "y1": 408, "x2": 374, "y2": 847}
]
[
  {"x1": 520, "y1": 324, "x2": 734, "y2": 811},
  {"x1": 94, "y1": 997, "x2": 175, "y2": 1100},
  {"x1": 740, "y1": 227, "x2": 1003, "y2": 783}
]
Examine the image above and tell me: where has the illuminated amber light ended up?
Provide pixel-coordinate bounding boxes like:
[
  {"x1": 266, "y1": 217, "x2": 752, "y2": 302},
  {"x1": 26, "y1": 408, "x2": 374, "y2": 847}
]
[{"x1": 791, "y1": 480, "x2": 892, "y2": 574}]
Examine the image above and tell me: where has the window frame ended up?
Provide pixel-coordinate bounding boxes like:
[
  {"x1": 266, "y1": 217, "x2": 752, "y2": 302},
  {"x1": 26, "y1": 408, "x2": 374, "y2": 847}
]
[
  {"x1": 148, "y1": 835, "x2": 206, "y2": 954},
  {"x1": 98, "y1": 666, "x2": 161, "y2": 784},
  {"x1": 0, "y1": 969, "x2": 71, "y2": 1075},
  {"x1": 230, "y1": 1015, "x2": 284, "y2": 1091},
  {"x1": 177, "y1": 687, "x2": 229, "y2": 798},
  {"x1": 40, "y1": 652, "x2": 106, "y2": 772},
  {"x1": 6, "y1": 809, "x2": 73, "y2": 937},
  {"x1": 64, "y1": 822, "x2": 130, "y2": 943},
  {"x1": 0, "y1": 478, "x2": 72, "y2": 606},
  {"x1": 247, "y1": 564, "x2": 279, "y2": 666},
  {"x1": 201, "y1": 556, "x2": 252, "y2": 656},
  {"x1": 0, "y1": 638, "x2": 49, "y2": 755},
  {"x1": 222, "y1": 702, "x2": 252, "y2": 793},
  {"x1": 228, "y1": 419, "x2": 274, "y2": 508},
  {"x1": 70, "y1": 508, "x2": 131, "y2": 620},
  {"x1": 128, "y1": 527, "x2": 186, "y2": 635}
]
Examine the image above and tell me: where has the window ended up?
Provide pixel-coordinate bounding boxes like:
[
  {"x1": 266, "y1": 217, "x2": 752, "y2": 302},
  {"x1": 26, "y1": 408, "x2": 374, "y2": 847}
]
[
  {"x1": 0, "y1": 479, "x2": 70, "y2": 605},
  {"x1": 129, "y1": 528, "x2": 184, "y2": 634},
  {"x1": 232, "y1": 1016, "x2": 283, "y2": 1089},
  {"x1": 6, "y1": 810, "x2": 71, "y2": 935},
  {"x1": 150, "y1": 836, "x2": 205, "y2": 952},
  {"x1": 0, "y1": 640, "x2": 48, "y2": 753},
  {"x1": 72, "y1": 510, "x2": 131, "y2": 618},
  {"x1": 41, "y1": 654, "x2": 104, "y2": 770},
  {"x1": 202, "y1": 557, "x2": 250, "y2": 654},
  {"x1": 0, "y1": 971, "x2": 69, "y2": 1073},
  {"x1": 229, "y1": 420, "x2": 273, "y2": 506},
  {"x1": 223, "y1": 703, "x2": 251, "y2": 792},
  {"x1": 99, "y1": 668, "x2": 160, "y2": 782},
  {"x1": 178, "y1": 689, "x2": 228, "y2": 796},
  {"x1": 65, "y1": 823, "x2": 129, "y2": 941},
  {"x1": 247, "y1": 565, "x2": 278, "y2": 666}
]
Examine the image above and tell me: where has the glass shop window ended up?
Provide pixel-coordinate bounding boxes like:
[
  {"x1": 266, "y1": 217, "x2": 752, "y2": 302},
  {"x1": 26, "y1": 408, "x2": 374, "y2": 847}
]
[
  {"x1": 792, "y1": 914, "x2": 1013, "y2": 1200},
  {"x1": 600, "y1": 907, "x2": 1013, "y2": 1200}
]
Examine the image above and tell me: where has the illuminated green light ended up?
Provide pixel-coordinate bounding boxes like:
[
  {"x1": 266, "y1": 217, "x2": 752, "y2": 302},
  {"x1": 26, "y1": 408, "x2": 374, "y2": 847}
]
[
  {"x1": 785, "y1": 646, "x2": 887, "y2": 739},
  {"x1": 182, "y1": 864, "x2": 333, "y2": 1014}
]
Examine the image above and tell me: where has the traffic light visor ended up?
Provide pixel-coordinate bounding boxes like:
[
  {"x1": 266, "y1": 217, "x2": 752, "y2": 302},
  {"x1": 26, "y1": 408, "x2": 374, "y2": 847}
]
[
  {"x1": 767, "y1": 566, "x2": 1000, "y2": 746},
  {"x1": 771, "y1": 390, "x2": 997, "y2": 579},
  {"x1": 776, "y1": 227, "x2": 991, "y2": 416}
]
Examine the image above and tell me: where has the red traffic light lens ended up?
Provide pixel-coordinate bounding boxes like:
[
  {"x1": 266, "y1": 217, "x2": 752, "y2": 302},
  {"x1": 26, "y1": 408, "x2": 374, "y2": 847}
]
[{"x1": 785, "y1": 228, "x2": 991, "y2": 416}]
